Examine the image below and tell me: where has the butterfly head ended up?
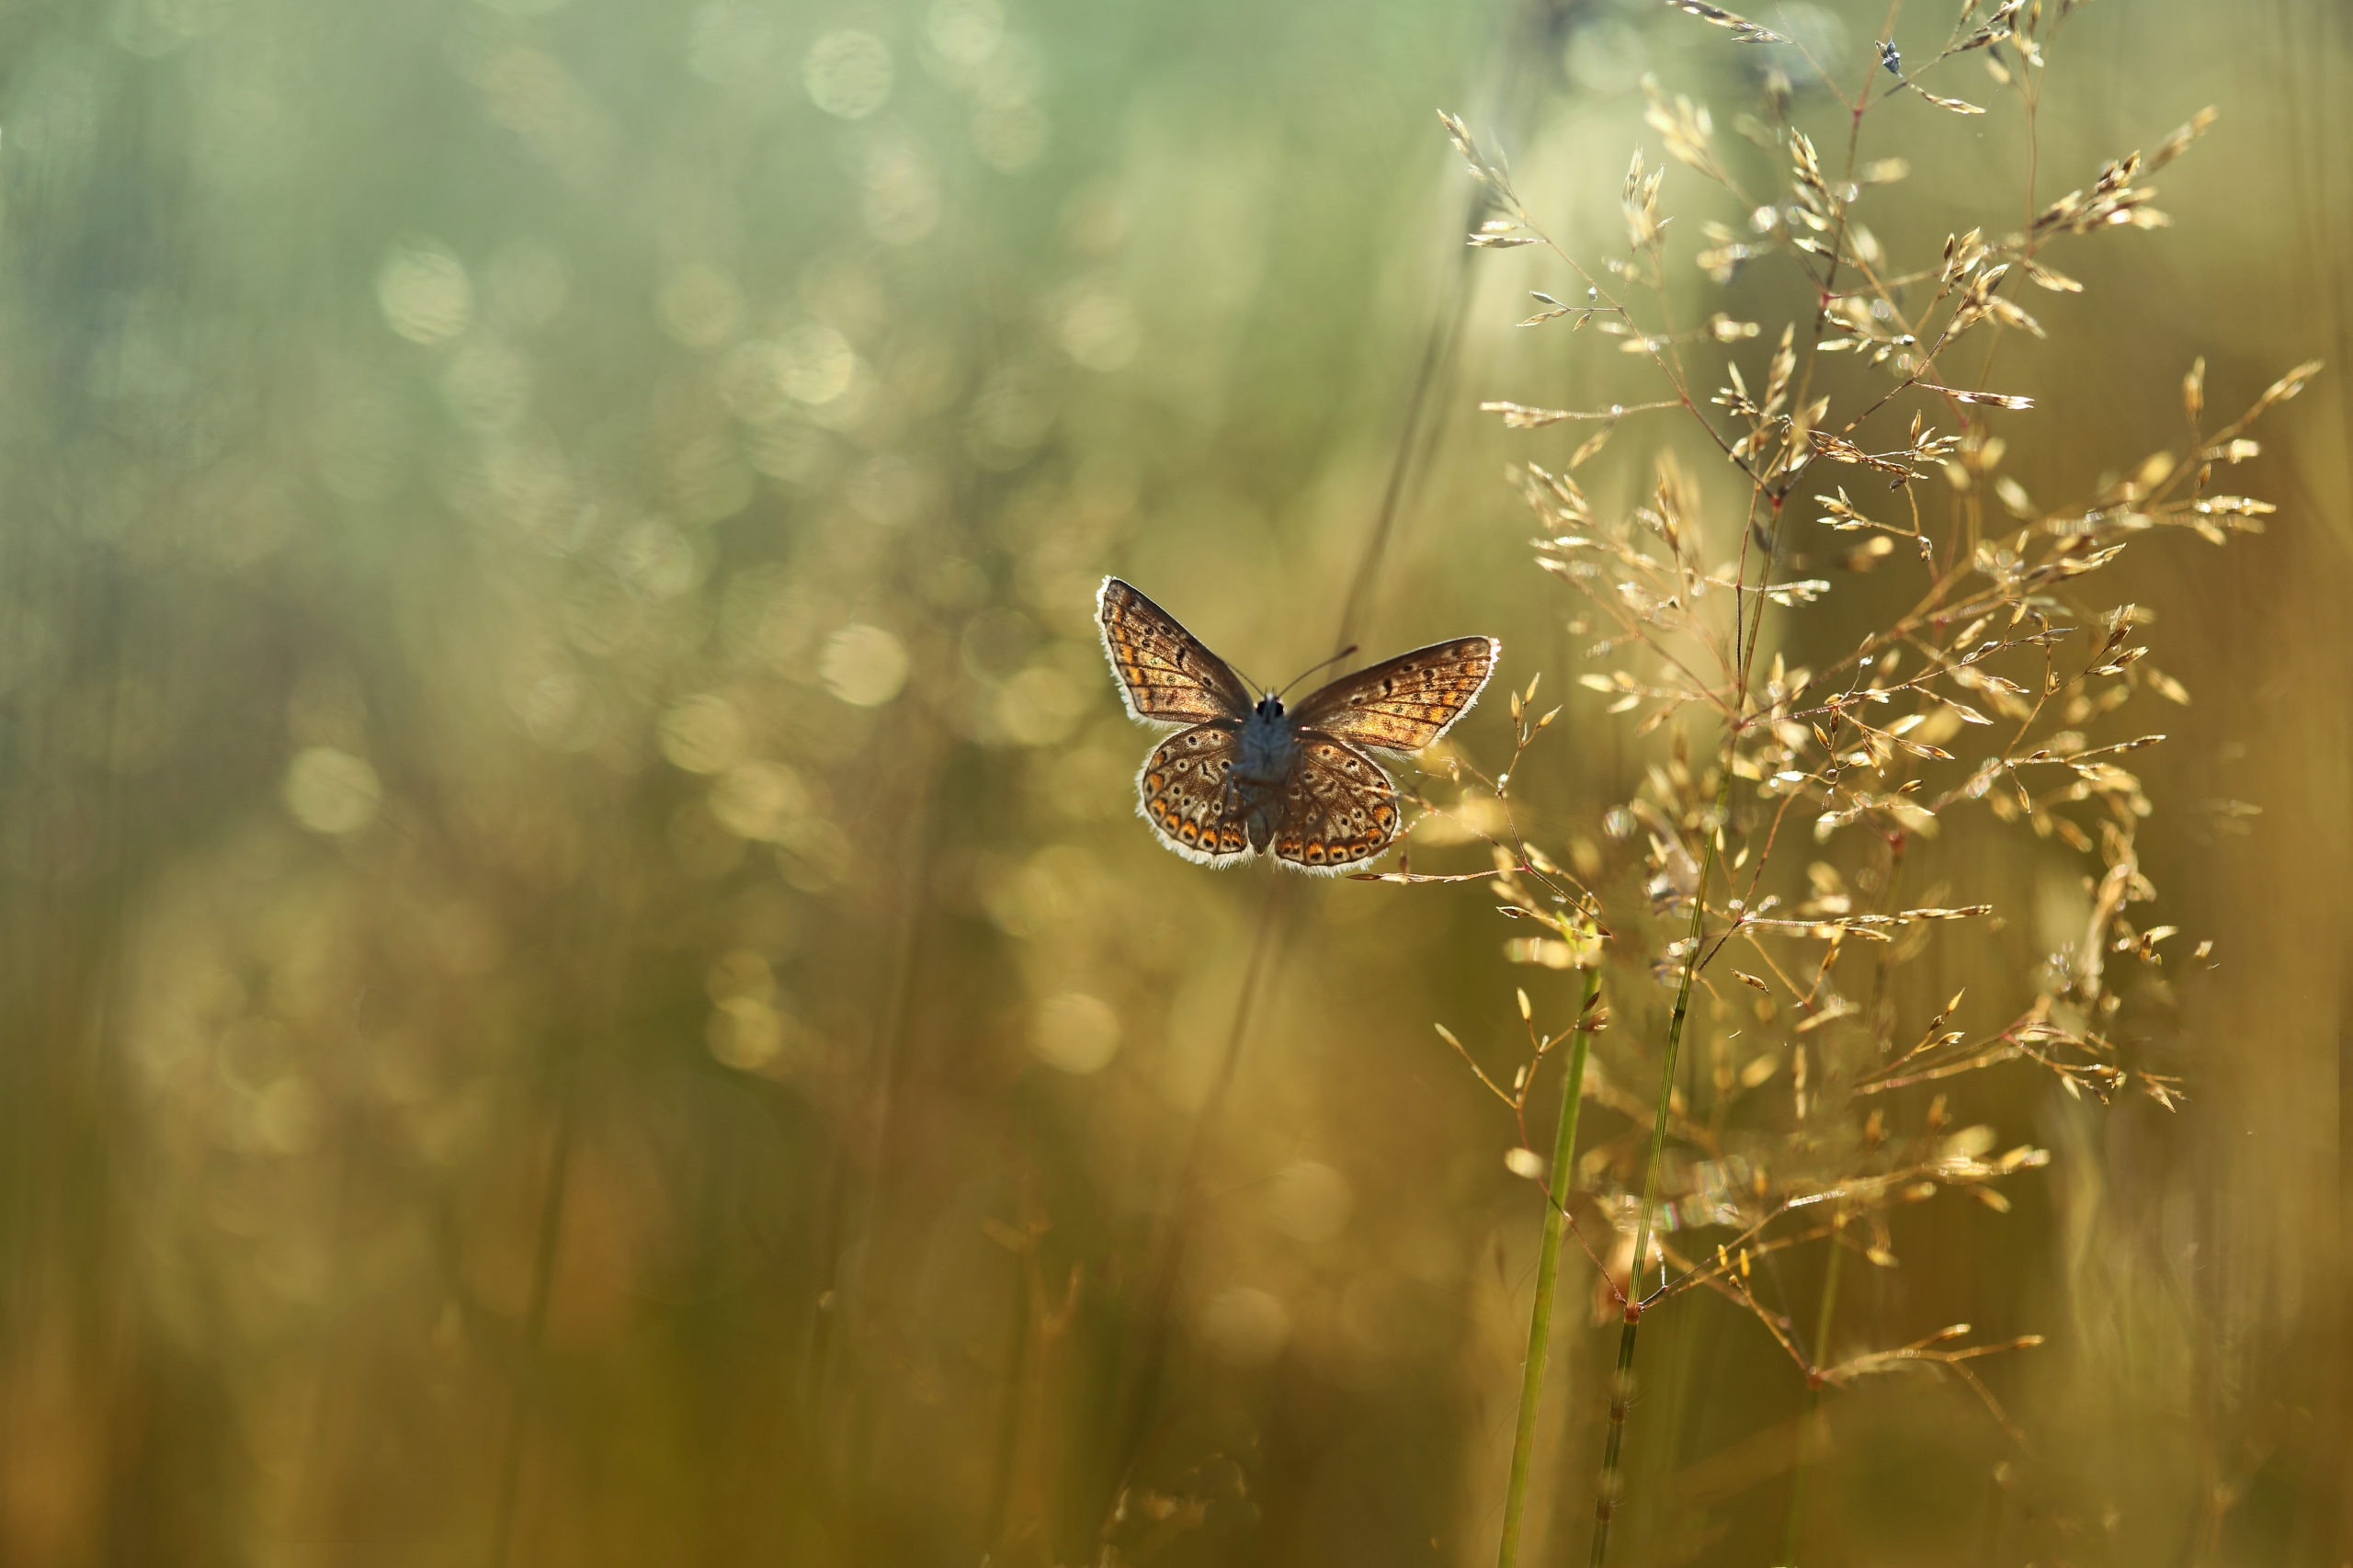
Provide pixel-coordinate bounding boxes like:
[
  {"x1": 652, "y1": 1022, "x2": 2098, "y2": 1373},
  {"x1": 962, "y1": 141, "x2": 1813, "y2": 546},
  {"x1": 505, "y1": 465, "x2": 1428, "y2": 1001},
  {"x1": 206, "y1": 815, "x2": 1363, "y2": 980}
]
[{"x1": 1254, "y1": 693, "x2": 1286, "y2": 720}]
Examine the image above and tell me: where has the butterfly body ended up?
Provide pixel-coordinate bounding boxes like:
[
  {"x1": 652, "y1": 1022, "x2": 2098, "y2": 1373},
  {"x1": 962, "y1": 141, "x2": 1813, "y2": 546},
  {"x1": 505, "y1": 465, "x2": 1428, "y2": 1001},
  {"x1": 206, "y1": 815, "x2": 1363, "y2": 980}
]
[
  {"x1": 1097, "y1": 577, "x2": 1498, "y2": 874},
  {"x1": 1230, "y1": 697, "x2": 1302, "y2": 851}
]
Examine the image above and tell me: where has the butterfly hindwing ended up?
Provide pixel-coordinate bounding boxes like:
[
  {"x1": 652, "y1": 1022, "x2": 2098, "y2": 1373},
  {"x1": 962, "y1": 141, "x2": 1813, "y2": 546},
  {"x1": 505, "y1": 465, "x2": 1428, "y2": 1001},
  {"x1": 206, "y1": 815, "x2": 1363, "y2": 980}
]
[
  {"x1": 1287, "y1": 636, "x2": 1499, "y2": 756},
  {"x1": 1272, "y1": 733, "x2": 1401, "y2": 874},
  {"x1": 1136, "y1": 722, "x2": 1252, "y2": 865},
  {"x1": 1097, "y1": 577, "x2": 1254, "y2": 726}
]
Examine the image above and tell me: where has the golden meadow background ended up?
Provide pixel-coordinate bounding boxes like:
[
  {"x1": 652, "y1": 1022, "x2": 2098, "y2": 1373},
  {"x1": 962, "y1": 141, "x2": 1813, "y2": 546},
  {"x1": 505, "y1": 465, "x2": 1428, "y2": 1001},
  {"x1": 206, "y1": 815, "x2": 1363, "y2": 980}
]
[{"x1": 1, "y1": 0, "x2": 2348, "y2": 1562}]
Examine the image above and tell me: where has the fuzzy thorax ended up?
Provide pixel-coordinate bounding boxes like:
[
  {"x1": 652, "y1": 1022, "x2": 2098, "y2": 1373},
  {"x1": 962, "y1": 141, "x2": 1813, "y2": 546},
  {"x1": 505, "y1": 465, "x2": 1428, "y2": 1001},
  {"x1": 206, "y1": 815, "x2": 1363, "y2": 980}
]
[{"x1": 1232, "y1": 695, "x2": 1302, "y2": 851}]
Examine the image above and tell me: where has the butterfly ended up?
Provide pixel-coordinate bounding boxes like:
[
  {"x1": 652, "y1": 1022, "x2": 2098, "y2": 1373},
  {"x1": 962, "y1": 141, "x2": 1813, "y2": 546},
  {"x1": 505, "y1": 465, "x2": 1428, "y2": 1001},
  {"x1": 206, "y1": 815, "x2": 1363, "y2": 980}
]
[{"x1": 1097, "y1": 576, "x2": 1499, "y2": 874}]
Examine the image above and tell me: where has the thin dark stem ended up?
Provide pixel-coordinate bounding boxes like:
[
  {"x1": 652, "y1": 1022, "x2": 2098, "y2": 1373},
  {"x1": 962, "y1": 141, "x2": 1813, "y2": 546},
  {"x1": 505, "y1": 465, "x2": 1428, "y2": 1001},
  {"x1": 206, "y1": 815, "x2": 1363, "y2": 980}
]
[
  {"x1": 488, "y1": 1052, "x2": 580, "y2": 1568},
  {"x1": 983, "y1": 1237, "x2": 1034, "y2": 1551},
  {"x1": 1780, "y1": 1216, "x2": 1845, "y2": 1566},
  {"x1": 1591, "y1": 1302, "x2": 1643, "y2": 1565},
  {"x1": 1495, "y1": 961, "x2": 1606, "y2": 1568},
  {"x1": 1335, "y1": 290, "x2": 1464, "y2": 653},
  {"x1": 1590, "y1": 770, "x2": 1726, "y2": 1567},
  {"x1": 1101, "y1": 878, "x2": 1291, "y2": 1520}
]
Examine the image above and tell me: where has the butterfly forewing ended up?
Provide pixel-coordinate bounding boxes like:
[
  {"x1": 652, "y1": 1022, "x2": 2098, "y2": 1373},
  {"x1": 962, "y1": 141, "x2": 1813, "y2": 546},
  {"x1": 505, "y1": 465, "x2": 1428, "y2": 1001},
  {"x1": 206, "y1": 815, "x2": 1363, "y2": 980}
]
[
  {"x1": 1137, "y1": 723, "x2": 1252, "y2": 863},
  {"x1": 1097, "y1": 577, "x2": 1254, "y2": 725},
  {"x1": 1288, "y1": 636, "x2": 1499, "y2": 756},
  {"x1": 1271, "y1": 736, "x2": 1401, "y2": 872}
]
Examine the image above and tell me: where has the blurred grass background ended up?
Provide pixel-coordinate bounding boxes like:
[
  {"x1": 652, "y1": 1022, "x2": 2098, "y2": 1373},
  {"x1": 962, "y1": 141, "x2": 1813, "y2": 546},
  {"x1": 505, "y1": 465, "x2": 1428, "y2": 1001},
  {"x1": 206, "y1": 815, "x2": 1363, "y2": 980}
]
[{"x1": 0, "y1": 0, "x2": 2347, "y2": 1562}]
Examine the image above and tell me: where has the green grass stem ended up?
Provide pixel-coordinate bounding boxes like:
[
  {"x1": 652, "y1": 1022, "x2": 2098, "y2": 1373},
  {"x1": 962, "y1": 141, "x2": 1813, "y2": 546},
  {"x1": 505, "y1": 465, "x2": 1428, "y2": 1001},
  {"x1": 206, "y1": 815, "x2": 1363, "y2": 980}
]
[
  {"x1": 1494, "y1": 961, "x2": 1605, "y2": 1568},
  {"x1": 1780, "y1": 1214, "x2": 1847, "y2": 1566},
  {"x1": 1589, "y1": 778, "x2": 1725, "y2": 1568}
]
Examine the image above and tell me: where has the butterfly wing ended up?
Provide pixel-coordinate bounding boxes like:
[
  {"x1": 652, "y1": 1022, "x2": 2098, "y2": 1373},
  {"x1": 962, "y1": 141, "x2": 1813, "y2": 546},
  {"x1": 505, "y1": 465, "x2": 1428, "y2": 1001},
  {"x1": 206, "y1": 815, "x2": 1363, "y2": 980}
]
[
  {"x1": 1287, "y1": 636, "x2": 1499, "y2": 756},
  {"x1": 1136, "y1": 722, "x2": 1253, "y2": 865},
  {"x1": 1097, "y1": 577, "x2": 1255, "y2": 725},
  {"x1": 1271, "y1": 734, "x2": 1402, "y2": 873}
]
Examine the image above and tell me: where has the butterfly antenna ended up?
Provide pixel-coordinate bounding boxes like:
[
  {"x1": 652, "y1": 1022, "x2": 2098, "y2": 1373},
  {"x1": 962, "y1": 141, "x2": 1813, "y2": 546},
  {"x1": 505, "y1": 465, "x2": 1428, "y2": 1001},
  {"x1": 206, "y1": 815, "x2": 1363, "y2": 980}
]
[{"x1": 1275, "y1": 644, "x2": 1358, "y2": 700}]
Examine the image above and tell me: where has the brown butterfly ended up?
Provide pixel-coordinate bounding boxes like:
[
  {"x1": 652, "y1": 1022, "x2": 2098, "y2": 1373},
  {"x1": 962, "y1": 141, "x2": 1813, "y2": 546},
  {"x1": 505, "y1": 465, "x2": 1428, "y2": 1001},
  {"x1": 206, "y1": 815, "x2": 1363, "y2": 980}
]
[{"x1": 1097, "y1": 577, "x2": 1499, "y2": 873}]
